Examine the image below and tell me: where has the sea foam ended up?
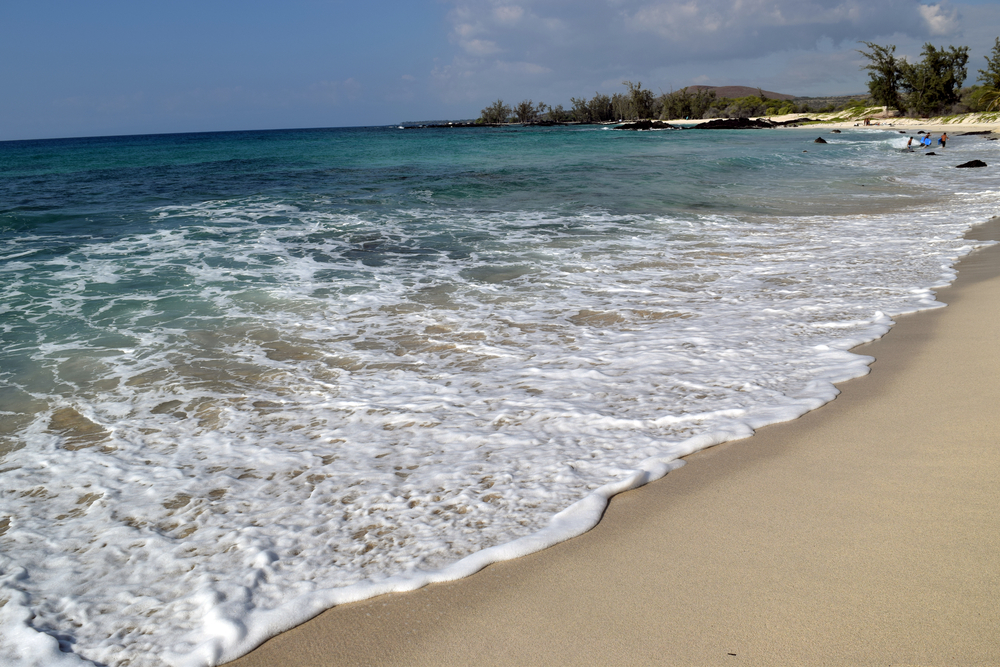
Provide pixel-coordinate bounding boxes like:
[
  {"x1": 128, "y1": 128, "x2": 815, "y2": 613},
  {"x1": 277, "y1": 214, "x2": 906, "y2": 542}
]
[{"x1": 0, "y1": 127, "x2": 997, "y2": 666}]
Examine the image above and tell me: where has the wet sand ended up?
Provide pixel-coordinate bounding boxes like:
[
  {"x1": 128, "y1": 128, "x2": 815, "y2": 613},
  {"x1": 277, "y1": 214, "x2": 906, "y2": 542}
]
[{"x1": 226, "y1": 219, "x2": 1000, "y2": 667}]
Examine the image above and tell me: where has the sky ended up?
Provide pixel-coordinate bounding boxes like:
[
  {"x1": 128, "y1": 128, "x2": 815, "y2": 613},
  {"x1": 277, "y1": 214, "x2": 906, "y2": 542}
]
[{"x1": 1, "y1": 0, "x2": 999, "y2": 141}]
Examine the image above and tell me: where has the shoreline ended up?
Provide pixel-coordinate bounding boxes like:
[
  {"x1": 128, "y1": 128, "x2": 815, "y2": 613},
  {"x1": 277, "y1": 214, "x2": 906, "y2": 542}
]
[
  {"x1": 226, "y1": 219, "x2": 1000, "y2": 666},
  {"x1": 671, "y1": 116, "x2": 1000, "y2": 134},
  {"x1": 787, "y1": 119, "x2": 1000, "y2": 134}
]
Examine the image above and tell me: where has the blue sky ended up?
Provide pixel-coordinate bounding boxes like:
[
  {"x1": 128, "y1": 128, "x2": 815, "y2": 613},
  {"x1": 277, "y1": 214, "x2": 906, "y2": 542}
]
[{"x1": 2, "y1": 0, "x2": 999, "y2": 140}]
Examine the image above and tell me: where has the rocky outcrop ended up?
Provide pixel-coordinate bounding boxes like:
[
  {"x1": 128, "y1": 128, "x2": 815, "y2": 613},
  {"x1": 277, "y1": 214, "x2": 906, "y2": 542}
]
[
  {"x1": 956, "y1": 160, "x2": 987, "y2": 168},
  {"x1": 814, "y1": 137, "x2": 828, "y2": 143},
  {"x1": 773, "y1": 118, "x2": 819, "y2": 126},
  {"x1": 614, "y1": 120, "x2": 681, "y2": 131},
  {"x1": 692, "y1": 117, "x2": 820, "y2": 129},
  {"x1": 693, "y1": 117, "x2": 775, "y2": 129}
]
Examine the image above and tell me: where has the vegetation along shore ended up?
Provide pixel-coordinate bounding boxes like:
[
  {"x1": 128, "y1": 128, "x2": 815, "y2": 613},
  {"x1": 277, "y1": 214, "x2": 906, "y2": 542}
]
[{"x1": 403, "y1": 37, "x2": 1000, "y2": 131}]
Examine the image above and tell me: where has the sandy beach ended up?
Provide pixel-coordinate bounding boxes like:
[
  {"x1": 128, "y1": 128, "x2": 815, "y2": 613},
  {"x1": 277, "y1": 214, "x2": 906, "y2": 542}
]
[
  {"x1": 805, "y1": 119, "x2": 1000, "y2": 134},
  {"x1": 666, "y1": 111, "x2": 1000, "y2": 135},
  {"x1": 224, "y1": 215, "x2": 1000, "y2": 666}
]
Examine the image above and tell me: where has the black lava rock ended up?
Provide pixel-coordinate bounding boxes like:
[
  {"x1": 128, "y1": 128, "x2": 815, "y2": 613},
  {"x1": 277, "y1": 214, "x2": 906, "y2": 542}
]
[
  {"x1": 693, "y1": 117, "x2": 776, "y2": 129},
  {"x1": 614, "y1": 119, "x2": 681, "y2": 131}
]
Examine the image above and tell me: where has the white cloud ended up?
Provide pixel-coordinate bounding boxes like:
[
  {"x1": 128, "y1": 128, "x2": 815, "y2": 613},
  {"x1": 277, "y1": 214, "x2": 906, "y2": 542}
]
[
  {"x1": 626, "y1": 2, "x2": 722, "y2": 36},
  {"x1": 454, "y1": 22, "x2": 479, "y2": 38},
  {"x1": 430, "y1": 0, "x2": 992, "y2": 110},
  {"x1": 493, "y1": 5, "x2": 525, "y2": 24},
  {"x1": 622, "y1": 0, "x2": 919, "y2": 42},
  {"x1": 461, "y1": 38, "x2": 501, "y2": 55},
  {"x1": 918, "y1": 3, "x2": 959, "y2": 36},
  {"x1": 495, "y1": 60, "x2": 552, "y2": 75}
]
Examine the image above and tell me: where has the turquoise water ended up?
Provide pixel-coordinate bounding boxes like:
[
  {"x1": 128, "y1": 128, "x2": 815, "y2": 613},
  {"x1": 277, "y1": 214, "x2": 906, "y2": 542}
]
[{"x1": 1, "y1": 125, "x2": 997, "y2": 666}]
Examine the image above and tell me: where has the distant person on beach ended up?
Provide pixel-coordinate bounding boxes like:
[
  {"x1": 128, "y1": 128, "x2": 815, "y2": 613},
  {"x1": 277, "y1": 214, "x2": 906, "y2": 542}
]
[{"x1": 939, "y1": 133, "x2": 948, "y2": 148}]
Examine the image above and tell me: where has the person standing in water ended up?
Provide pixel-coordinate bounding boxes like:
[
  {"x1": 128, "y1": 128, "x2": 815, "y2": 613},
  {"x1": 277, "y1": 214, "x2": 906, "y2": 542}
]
[{"x1": 939, "y1": 133, "x2": 948, "y2": 148}]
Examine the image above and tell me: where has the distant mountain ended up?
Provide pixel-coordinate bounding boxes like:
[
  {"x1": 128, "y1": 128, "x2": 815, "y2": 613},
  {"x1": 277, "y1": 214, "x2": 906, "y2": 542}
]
[{"x1": 682, "y1": 85, "x2": 796, "y2": 101}]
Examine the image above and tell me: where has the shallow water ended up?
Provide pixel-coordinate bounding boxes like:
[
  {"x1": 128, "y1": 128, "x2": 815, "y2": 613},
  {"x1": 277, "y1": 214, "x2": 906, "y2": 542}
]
[{"x1": 1, "y1": 125, "x2": 998, "y2": 666}]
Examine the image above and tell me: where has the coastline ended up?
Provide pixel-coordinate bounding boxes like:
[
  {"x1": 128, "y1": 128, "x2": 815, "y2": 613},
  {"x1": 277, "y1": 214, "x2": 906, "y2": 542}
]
[
  {"x1": 225, "y1": 217, "x2": 1000, "y2": 666},
  {"x1": 767, "y1": 114, "x2": 1000, "y2": 135},
  {"x1": 667, "y1": 113, "x2": 1000, "y2": 134}
]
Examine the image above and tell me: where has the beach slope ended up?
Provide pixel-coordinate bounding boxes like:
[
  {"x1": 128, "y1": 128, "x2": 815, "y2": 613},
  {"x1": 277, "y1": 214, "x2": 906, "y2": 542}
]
[{"x1": 227, "y1": 220, "x2": 1000, "y2": 667}]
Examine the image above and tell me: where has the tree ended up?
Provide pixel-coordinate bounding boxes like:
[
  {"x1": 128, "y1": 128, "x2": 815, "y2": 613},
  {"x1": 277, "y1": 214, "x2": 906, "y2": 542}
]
[
  {"x1": 858, "y1": 42, "x2": 902, "y2": 110},
  {"x1": 513, "y1": 100, "x2": 537, "y2": 123},
  {"x1": 588, "y1": 93, "x2": 614, "y2": 122},
  {"x1": 722, "y1": 96, "x2": 767, "y2": 118},
  {"x1": 978, "y1": 37, "x2": 1000, "y2": 89},
  {"x1": 622, "y1": 80, "x2": 656, "y2": 119},
  {"x1": 548, "y1": 104, "x2": 570, "y2": 123},
  {"x1": 978, "y1": 88, "x2": 1000, "y2": 111},
  {"x1": 569, "y1": 96, "x2": 591, "y2": 122},
  {"x1": 610, "y1": 92, "x2": 628, "y2": 120},
  {"x1": 900, "y1": 43, "x2": 969, "y2": 116},
  {"x1": 657, "y1": 88, "x2": 718, "y2": 120},
  {"x1": 480, "y1": 99, "x2": 512, "y2": 124}
]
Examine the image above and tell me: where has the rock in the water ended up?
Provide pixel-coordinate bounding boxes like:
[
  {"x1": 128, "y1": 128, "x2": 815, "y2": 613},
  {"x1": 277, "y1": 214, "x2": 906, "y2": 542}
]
[
  {"x1": 773, "y1": 118, "x2": 818, "y2": 126},
  {"x1": 831, "y1": 129, "x2": 841, "y2": 133},
  {"x1": 614, "y1": 119, "x2": 681, "y2": 131},
  {"x1": 956, "y1": 160, "x2": 987, "y2": 168},
  {"x1": 814, "y1": 137, "x2": 827, "y2": 143},
  {"x1": 925, "y1": 152, "x2": 937, "y2": 156},
  {"x1": 692, "y1": 117, "x2": 776, "y2": 129}
]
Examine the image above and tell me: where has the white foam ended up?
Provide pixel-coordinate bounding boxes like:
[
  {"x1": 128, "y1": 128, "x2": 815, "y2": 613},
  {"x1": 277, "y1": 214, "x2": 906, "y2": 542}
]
[{"x1": 1, "y1": 130, "x2": 999, "y2": 666}]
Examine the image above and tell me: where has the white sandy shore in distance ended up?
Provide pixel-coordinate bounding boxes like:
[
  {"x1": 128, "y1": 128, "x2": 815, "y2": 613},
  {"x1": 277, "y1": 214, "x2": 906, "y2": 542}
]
[
  {"x1": 225, "y1": 218, "x2": 1000, "y2": 667},
  {"x1": 792, "y1": 119, "x2": 1000, "y2": 133},
  {"x1": 673, "y1": 111, "x2": 1000, "y2": 134}
]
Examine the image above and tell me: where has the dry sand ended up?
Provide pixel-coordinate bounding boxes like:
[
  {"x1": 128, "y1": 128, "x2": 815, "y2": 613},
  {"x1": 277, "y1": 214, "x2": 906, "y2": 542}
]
[{"x1": 226, "y1": 220, "x2": 1000, "y2": 667}]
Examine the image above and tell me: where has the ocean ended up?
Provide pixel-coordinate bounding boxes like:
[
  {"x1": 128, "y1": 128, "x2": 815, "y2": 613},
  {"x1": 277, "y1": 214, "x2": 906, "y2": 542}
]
[{"x1": 1, "y1": 124, "x2": 997, "y2": 666}]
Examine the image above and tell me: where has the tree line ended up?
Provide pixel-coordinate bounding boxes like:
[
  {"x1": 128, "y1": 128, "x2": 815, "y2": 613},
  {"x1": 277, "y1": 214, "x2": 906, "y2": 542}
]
[
  {"x1": 479, "y1": 83, "x2": 649, "y2": 125},
  {"x1": 478, "y1": 36, "x2": 1000, "y2": 125},
  {"x1": 859, "y1": 37, "x2": 1000, "y2": 116},
  {"x1": 480, "y1": 82, "x2": 824, "y2": 126}
]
